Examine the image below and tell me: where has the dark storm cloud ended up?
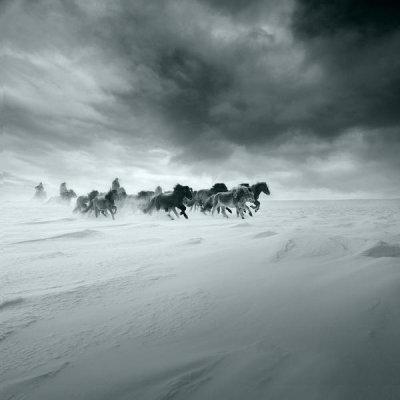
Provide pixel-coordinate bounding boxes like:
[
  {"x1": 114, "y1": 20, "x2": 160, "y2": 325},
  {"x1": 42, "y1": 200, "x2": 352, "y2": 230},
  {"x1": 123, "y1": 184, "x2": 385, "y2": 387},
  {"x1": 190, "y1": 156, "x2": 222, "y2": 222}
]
[
  {"x1": 85, "y1": 0, "x2": 400, "y2": 162},
  {"x1": 2, "y1": 0, "x2": 400, "y2": 197},
  {"x1": 290, "y1": 0, "x2": 400, "y2": 138},
  {"x1": 292, "y1": 0, "x2": 400, "y2": 38},
  {"x1": 198, "y1": 0, "x2": 268, "y2": 15}
]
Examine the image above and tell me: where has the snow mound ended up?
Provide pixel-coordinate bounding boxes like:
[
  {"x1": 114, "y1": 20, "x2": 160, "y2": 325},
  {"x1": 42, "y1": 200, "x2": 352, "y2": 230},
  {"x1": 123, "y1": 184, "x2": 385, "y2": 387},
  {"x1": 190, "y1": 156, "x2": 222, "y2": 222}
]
[
  {"x1": 273, "y1": 233, "x2": 350, "y2": 261},
  {"x1": 2, "y1": 199, "x2": 400, "y2": 399},
  {"x1": 252, "y1": 231, "x2": 278, "y2": 239},
  {"x1": 22, "y1": 218, "x2": 76, "y2": 225},
  {"x1": 15, "y1": 229, "x2": 101, "y2": 244},
  {"x1": 0, "y1": 298, "x2": 25, "y2": 311},
  {"x1": 363, "y1": 241, "x2": 400, "y2": 258}
]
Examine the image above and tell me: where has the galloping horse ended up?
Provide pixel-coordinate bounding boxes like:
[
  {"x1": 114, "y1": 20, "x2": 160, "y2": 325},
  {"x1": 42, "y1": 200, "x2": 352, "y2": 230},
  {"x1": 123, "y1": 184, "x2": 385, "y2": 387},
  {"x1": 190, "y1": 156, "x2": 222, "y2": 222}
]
[
  {"x1": 192, "y1": 183, "x2": 228, "y2": 211},
  {"x1": 47, "y1": 189, "x2": 77, "y2": 205},
  {"x1": 250, "y1": 182, "x2": 270, "y2": 212},
  {"x1": 130, "y1": 186, "x2": 163, "y2": 212},
  {"x1": 73, "y1": 190, "x2": 99, "y2": 213},
  {"x1": 33, "y1": 183, "x2": 46, "y2": 200},
  {"x1": 92, "y1": 189, "x2": 119, "y2": 220},
  {"x1": 145, "y1": 184, "x2": 192, "y2": 219},
  {"x1": 212, "y1": 186, "x2": 254, "y2": 219}
]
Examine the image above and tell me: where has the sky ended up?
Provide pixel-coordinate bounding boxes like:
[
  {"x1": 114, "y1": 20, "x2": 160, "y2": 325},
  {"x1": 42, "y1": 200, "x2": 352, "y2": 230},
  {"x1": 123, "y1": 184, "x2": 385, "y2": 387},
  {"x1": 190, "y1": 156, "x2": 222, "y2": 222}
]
[{"x1": 1, "y1": 0, "x2": 400, "y2": 199}]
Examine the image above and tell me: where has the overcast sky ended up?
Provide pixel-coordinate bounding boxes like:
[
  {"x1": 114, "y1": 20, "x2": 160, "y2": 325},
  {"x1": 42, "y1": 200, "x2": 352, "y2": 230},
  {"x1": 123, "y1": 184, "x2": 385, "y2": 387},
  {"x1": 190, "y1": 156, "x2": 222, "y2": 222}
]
[{"x1": 2, "y1": 0, "x2": 400, "y2": 198}]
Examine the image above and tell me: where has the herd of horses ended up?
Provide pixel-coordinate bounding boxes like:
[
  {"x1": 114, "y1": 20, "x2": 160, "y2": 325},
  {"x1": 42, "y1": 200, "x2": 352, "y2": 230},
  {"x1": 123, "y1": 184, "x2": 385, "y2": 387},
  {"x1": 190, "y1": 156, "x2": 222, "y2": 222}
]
[{"x1": 33, "y1": 180, "x2": 271, "y2": 220}]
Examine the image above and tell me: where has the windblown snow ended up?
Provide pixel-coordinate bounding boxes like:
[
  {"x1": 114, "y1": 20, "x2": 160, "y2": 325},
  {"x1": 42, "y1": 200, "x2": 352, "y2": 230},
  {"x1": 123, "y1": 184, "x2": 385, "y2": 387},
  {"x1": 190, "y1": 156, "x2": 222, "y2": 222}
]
[{"x1": 1, "y1": 198, "x2": 400, "y2": 399}]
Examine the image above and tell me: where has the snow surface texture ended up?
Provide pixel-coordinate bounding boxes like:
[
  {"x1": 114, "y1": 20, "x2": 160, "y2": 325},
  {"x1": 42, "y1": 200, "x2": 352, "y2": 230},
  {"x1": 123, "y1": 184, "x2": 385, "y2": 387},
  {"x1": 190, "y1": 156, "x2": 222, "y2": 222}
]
[{"x1": 1, "y1": 199, "x2": 400, "y2": 399}]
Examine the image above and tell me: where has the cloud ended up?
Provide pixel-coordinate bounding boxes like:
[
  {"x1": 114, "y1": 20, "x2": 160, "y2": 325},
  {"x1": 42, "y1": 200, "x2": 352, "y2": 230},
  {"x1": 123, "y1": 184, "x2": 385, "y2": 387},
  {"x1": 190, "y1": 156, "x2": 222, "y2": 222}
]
[{"x1": 1, "y1": 0, "x2": 400, "y2": 198}]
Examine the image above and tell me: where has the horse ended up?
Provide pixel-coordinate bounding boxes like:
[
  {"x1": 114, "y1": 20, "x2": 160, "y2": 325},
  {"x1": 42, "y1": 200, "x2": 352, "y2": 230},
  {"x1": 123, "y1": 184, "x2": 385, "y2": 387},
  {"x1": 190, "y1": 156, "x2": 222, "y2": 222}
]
[
  {"x1": 33, "y1": 185, "x2": 47, "y2": 201},
  {"x1": 250, "y1": 182, "x2": 270, "y2": 212},
  {"x1": 112, "y1": 178, "x2": 120, "y2": 191},
  {"x1": 73, "y1": 190, "x2": 99, "y2": 213},
  {"x1": 33, "y1": 183, "x2": 46, "y2": 200},
  {"x1": 199, "y1": 183, "x2": 231, "y2": 214},
  {"x1": 211, "y1": 186, "x2": 254, "y2": 219},
  {"x1": 61, "y1": 189, "x2": 77, "y2": 201},
  {"x1": 47, "y1": 189, "x2": 77, "y2": 205},
  {"x1": 92, "y1": 189, "x2": 119, "y2": 220},
  {"x1": 201, "y1": 194, "x2": 232, "y2": 214},
  {"x1": 130, "y1": 186, "x2": 163, "y2": 212},
  {"x1": 144, "y1": 184, "x2": 192, "y2": 219},
  {"x1": 192, "y1": 183, "x2": 229, "y2": 211}
]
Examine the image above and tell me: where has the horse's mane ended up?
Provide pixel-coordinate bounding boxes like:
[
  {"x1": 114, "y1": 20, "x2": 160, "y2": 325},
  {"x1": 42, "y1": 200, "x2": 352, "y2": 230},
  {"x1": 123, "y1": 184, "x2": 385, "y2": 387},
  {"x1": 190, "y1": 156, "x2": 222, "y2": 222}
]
[
  {"x1": 173, "y1": 184, "x2": 192, "y2": 198},
  {"x1": 210, "y1": 183, "x2": 228, "y2": 193},
  {"x1": 105, "y1": 189, "x2": 117, "y2": 202},
  {"x1": 137, "y1": 190, "x2": 153, "y2": 198},
  {"x1": 254, "y1": 181, "x2": 269, "y2": 192},
  {"x1": 88, "y1": 190, "x2": 99, "y2": 200}
]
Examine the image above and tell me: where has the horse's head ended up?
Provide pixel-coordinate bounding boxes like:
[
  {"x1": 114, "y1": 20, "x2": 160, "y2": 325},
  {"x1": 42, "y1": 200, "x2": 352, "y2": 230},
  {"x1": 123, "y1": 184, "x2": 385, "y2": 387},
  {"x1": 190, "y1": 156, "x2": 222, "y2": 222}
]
[
  {"x1": 155, "y1": 186, "x2": 162, "y2": 195},
  {"x1": 234, "y1": 187, "x2": 254, "y2": 202},
  {"x1": 259, "y1": 182, "x2": 270, "y2": 195},
  {"x1": 174, "y1": 184, "x2": 193, "y2": 200},
  {"x1": 105, "y1": 189, "x2": 118, "y2": 202},
  {"x1": 88, "y1": 190, "x2": 99, "y2": 201}
]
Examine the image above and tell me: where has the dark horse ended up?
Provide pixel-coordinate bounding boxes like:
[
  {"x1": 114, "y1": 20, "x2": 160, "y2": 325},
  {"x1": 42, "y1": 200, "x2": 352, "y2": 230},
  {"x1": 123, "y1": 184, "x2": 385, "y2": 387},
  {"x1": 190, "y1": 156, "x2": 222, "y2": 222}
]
[
  {"x1": 82, "y1": 189, "x2": 118, "y2": 219},
  {"x1": 241, "y1": 182, "x2": 270, "y2": 212},
  {"x1": 250, "y1": 182, "x2": 270, "y2": 212},
  {"x1": 92, "y1": 189, "x2": 119, "y2": 220},
  {"x1": 145, "y1": 184, "x2": 192, "y2": 219}
]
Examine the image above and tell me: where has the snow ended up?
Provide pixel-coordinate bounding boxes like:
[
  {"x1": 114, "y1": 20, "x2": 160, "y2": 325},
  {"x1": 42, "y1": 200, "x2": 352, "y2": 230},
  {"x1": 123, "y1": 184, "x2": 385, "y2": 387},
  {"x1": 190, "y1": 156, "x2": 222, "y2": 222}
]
[{"x1": 1, "y1": 198, "x2": 400, "y2": 399}]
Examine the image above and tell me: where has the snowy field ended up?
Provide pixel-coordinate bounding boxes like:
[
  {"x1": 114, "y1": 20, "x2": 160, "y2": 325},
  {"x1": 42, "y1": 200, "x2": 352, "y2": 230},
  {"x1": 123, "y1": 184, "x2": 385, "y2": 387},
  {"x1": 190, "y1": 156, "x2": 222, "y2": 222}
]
[{"x1": 1, "y1": 198, "x2": 400, "y2": 399}]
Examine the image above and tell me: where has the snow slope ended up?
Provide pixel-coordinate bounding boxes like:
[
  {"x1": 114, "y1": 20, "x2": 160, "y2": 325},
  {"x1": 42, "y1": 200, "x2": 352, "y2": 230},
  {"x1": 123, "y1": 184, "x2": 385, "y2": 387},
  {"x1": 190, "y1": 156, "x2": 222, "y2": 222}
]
[{"x1": 1, "y1": 199, "x2": 400, "y2": 399}]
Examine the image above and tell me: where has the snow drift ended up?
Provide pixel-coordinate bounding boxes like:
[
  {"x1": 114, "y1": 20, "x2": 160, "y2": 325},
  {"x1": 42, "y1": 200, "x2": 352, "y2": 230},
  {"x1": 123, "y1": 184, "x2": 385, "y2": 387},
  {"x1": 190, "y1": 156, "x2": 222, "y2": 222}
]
[{"x1": 1, "y1": 199, "x2": 400, "y2": 399}]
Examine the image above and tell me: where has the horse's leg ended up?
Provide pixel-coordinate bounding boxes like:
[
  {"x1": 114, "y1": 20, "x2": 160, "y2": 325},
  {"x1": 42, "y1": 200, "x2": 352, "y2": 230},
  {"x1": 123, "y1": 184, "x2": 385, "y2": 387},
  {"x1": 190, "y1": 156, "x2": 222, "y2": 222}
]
[
  {"x1": 179, "y1": 204, "x2": 187, "y2": 216},
  {"x1": 244, "y1": 204, "x2": 253, "y2": 217},
  {"x1": 178, "y1": 205, "x2": 188, "y2": 219},
  {"x1": 167, "y1": 209, "x2": 174, "y2": 220},
  {"x1": 211, "y1": 202, "x2": 218, "y2": 216},
  {"x1": 253, "y1": 200, "x2": 260, "y2": 212},
  {"x1": 172, "y1": 207, "x2": 180, "y2": 218},
  {"x1": 95, "y1": 208, "x2": 99, "y2": 218},
  {"x1": 221, "y1": 206, "x2": 229, "y2": 218},
  {"x1": 110, "y1": 208, "x2": 115, "y2": 220},
  {"x1": 242, "y1": 206, "x2": 246, "y2": 218}
]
